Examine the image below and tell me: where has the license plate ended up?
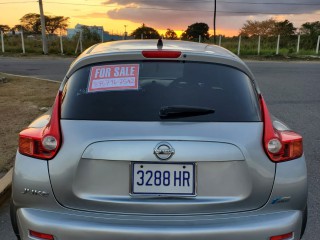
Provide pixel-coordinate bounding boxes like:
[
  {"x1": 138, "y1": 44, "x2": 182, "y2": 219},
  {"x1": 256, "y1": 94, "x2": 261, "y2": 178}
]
[{"x1": 131, "y1": 162, "x2": 195, "y2": 196}]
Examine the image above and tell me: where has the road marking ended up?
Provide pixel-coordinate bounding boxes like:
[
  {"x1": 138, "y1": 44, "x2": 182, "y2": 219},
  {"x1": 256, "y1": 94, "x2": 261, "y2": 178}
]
[{"x1": 0, "y1": 72, "x2": 60, "y2": 83}]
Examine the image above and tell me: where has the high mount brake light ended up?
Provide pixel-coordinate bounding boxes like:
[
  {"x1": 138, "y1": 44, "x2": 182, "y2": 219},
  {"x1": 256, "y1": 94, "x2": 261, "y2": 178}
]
[
  {"x1": 19, "y1": 92, "x2": 62, "y2": 160},
  {"x1": 260, "y1": 95, "x2": 303, "y2": 162},
  {"x1": 142, "y1": 50, "x2": 182, "y2": 58}
]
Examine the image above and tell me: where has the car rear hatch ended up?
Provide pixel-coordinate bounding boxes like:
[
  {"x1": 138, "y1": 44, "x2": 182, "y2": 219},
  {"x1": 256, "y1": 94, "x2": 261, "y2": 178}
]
[{"x1": 48, "y1": 60, "x2": 275, "y2": 215}]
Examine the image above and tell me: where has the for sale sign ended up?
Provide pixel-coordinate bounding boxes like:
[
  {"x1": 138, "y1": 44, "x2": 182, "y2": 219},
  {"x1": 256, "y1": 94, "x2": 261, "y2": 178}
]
[{"x1": 88, "y1": 64, "x2": 139, "y2": 92}]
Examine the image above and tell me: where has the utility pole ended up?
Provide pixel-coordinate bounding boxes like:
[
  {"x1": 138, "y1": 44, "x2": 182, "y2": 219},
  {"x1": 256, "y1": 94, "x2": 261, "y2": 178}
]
[
  {"x1": 213, "y1": 0, "x2": 217, "y2": 44},
  {"x1": 124, "y1": 25, "x2": 127, "y2": 40},
  {"x1": 38, "y1": 0, "x2": 48, "y2": 54}
]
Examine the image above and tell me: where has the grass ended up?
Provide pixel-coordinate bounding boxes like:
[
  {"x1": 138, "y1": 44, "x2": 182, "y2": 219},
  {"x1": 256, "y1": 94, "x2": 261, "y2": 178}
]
[
  {"x1": 206, "y1": 36, "x2": 320, "y2": 58},
  {"x1": 0, "y1": 73, "x2": 59, "y2": 174},
  {"x1": 2, "y1": 35, "x2": 99, "y2": 56}
]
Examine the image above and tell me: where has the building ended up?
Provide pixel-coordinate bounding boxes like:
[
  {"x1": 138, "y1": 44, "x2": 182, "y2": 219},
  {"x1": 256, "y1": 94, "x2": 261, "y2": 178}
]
[{"x1": 67, "y1": 24, "x2": 125, "y2": 41}]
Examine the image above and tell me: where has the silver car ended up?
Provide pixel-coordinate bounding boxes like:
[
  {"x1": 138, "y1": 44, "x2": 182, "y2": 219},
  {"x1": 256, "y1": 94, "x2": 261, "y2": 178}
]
[{"x1": 11, "y1": 40, "x2": 307, "y2": 240}]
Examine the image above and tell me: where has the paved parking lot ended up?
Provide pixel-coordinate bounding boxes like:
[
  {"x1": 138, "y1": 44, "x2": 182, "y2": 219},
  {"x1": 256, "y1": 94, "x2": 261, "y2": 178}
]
[{"x1": 0, "y1": 58, "x2": 319, "y2": 239}]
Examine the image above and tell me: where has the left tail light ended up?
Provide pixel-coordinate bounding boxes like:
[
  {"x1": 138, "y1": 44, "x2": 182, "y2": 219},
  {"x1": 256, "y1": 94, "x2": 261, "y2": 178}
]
[
  {"x1": 260, "y1": 95, "x2": 303, "y2": 162},
  {"x1": 19, "y1": 92, "x2": 62, "y2": 160}
]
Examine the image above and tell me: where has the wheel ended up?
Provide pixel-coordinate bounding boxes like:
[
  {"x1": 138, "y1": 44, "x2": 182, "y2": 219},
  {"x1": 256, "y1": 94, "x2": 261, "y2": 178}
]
[
  {"x1": 300, "y1": 205, "x2": 308, "y2": 238},
  {"x1": 10, "y1": 199, "x2": 21, "y2": 239}
]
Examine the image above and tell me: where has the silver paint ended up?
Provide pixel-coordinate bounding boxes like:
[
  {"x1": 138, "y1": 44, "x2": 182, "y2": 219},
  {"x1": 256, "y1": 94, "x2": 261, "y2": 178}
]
[{"x1": 11, "y1": 40, "x2": 307, "y2": 240}]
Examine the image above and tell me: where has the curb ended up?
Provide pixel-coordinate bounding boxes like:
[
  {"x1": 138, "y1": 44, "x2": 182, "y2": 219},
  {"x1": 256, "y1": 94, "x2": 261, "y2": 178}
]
[
  {"x1": 0, "y1": 168, "x2": 13, "y2": 204},
  {"x1": 1, "y1": 72, "x2": 60, "y2": 83}
]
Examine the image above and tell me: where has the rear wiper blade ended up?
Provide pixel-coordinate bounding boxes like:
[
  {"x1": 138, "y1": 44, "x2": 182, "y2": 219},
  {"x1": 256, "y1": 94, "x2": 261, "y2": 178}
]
[{"x1": 159, "y1": 105, "x2": 215, "y2": 119}]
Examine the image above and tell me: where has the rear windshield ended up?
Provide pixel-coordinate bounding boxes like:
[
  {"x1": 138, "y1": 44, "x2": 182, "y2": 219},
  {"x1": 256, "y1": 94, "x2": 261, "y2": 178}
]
[{"x1": 61, "y1": 61, "x2": 261, "y2": 122}]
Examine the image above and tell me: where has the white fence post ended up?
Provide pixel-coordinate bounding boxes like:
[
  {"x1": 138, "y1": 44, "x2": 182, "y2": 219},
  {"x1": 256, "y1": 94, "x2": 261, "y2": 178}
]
[
  {"x1": 199, "y1": 35, "x2": 201, "y2": 43},
  {"x1": 276, "y1": 35, "x2": 280, "y2": 55},
  {"x1": 141, "y1": 34, "x2": 143, "y2": 39},
  {"x1": 219, "y1": 35, "x2": 222, "y2": 46},
  {"x1": 1, "y1": 31, "x2": 4, "y2": 53},
  {"x1": 258, "y1": 35, "x2": 261, "y2": 55},
  {"x1": 237, "y1": 35, "x2": 241, "y2": 56},
  {"x1": 75, "y1": 31, "x2": 81, "y2": 54},
  {"x1": 80, "y1": 30, "x2": 83, "y2": 53},
  {"x1": 297, "y1": 34, "x2": 300, "y2": 54},
  {"x1": 21, "y1": 30, "x2": 25, "y2": 54},
  {"x1": 60, "y1": 35, "x2": 64, "y2": 55},
  {"x1": 316, "y1": 35, "x2": 320, "y2": 54}
]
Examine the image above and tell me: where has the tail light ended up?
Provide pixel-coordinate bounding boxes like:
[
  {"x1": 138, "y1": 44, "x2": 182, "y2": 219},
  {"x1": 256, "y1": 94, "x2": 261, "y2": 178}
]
[
  {"x1": 260, "y1": 95, "x2": 303, "y2": 162},
  {"x1": 142, "y1": 50, "x2": 181, "y2": 58},
  {"x1": 19, "y1": 92, "x2": 62, "y2": 160}
]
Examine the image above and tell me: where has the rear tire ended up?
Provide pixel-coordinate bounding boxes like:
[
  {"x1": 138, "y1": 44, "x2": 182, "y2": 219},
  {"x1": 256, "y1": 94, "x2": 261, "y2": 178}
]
[
  {"x1": 10, "y1": 199, "x2": 21, "y2": 240},
  {"x1": 300, "y1": 205, "x2": 308, "y2": 238}
]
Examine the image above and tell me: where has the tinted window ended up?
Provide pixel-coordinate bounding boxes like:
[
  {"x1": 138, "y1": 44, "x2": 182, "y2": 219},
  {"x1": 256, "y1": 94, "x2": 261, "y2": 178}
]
[{"x1": 61, "y1": 61, "x2": 261, "y2": 122}]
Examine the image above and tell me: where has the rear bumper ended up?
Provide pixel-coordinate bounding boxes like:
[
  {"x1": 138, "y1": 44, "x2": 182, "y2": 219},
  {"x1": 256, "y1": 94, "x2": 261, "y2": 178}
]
[{"x1": 17, "y1": 208, "x2": 302, "y2": 240}]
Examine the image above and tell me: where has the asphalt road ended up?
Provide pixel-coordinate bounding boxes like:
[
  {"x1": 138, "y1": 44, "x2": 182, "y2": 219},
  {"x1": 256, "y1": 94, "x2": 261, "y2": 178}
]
[
  {"x1": 0, "y1": 57, "x2": 319, "y2": 240},
  {"x1": 0, "y1": 57, "x2": 73, "y2": 81}
]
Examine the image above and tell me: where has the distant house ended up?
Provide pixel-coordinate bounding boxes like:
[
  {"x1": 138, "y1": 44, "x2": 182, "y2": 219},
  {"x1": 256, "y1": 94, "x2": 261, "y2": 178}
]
[
  {"x1": 67, "y1": 24, "x2": 129, "y2": 41},
  {"x1": 67, "y1": 24, "x2": 103, "y2": 38}
]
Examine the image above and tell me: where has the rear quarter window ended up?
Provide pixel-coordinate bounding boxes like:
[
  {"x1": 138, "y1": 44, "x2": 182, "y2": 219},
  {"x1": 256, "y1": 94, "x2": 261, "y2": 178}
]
[{"x1": 61, "y1": 61, "x2": 261, "y2": 122}]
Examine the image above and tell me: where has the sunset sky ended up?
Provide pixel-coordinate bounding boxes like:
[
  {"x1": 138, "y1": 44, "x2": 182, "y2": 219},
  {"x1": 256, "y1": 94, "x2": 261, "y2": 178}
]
[{"x1": 1, "y1": 0, "x2": 320, "y2": 37}]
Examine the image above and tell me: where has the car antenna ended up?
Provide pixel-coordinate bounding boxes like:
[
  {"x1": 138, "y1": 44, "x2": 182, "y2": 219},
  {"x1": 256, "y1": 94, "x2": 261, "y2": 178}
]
[{"x1": 157, "y1": 38, "x2": 163, "y2": 50}]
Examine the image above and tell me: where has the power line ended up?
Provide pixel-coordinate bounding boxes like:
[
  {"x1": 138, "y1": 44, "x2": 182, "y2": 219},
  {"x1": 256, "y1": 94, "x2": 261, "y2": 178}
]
[
  {"x1": 43, "y1": 1, "x2": 320, "y2": 11},
  {"x1": 0, "y1": 1, "x2": 36, "y2": 4},
  {"x1": 219, "y1": 1, "x2": 320, "y2": 5},
  {"x1": 2, "y1": 0, "x2": 320, "y2": 6},
  {"x1": 1, "y1": 0, "x2": 319, "y2": 15},
  {"x1": 44, "y1": 2, "x2": 320, "y2": 15}
]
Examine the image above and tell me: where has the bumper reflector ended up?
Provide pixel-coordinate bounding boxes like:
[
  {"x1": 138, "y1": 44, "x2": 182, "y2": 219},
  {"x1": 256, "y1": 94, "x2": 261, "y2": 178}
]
[
  {"x1": 270, "y1": 232, "x2": 293, "y2": 240},
  {"x1": 29, "y1": 230, "x2": 54, "y2": 240}
]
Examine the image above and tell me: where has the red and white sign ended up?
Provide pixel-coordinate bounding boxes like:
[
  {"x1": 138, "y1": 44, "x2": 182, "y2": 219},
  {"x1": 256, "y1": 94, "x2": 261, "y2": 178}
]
[{"x1": 88, "y1": 64, "x2": 139, "y2": 92}]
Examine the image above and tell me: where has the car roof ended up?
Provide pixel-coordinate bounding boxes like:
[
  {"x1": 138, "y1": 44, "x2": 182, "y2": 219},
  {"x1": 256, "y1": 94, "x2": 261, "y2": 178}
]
[
  {"x1": 86, "y1": 40, "x2": 236, "y2": 58},
  {"x1": 63, "y1": 40, "x2": 258, "y2": 92}
]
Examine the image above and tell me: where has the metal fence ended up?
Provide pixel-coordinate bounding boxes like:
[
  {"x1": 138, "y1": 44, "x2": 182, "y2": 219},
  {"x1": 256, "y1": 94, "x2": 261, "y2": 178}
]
[{"x1": 1, "y1": 31, "x2": 320, "y2": 56}]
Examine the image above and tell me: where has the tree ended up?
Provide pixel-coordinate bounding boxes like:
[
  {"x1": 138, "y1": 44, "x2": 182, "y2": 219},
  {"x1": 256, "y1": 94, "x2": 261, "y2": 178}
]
[
  {"x1": 11, "y1": 24, "x2": 28, "y2": 34},
  {"x1": 300, "y1": 21, "x2": 320, "y2": 49},
  {"x1": 274, "y1": 20, "x2": 296, "y2": 36},
  {"x1": 240, "y1": 18, "x2": 296, "y2": 37},
  {"x1": 19, "y1": 13, "x2": 69, "y2": 34},
  {"x1": 79, "y1": 25, "x2": 101, "y2": 41},
  {"x1": 164, "y1": 28, "x2": 178, "y2": 40},
  {"x1": 130, "y1": 23, "x2": 160, "y2": 39},
  {"x1": 0, "y1": 25, "x2": 10, "y2": 33},
  {"x1": 300, "y1": 21, "x2": 320, "y2": 37},
  {"x1": 45, "y1": 16, "x2": 69, "y2": 34},
  {"x1": 240, "y1": 19, "x2": 276, "y2": 37},
  {"x1": 181, "y1": 22, "x2": 210, "y2": 41},
  {"x1": 20, "y1": 13, "x2": 41, "y2": 34}
]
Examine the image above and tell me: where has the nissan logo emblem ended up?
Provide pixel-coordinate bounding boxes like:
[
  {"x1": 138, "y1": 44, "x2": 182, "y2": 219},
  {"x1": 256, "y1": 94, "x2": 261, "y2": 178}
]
[{"x1": 154, "y1": 142, "x2": 175, "y2": 160}]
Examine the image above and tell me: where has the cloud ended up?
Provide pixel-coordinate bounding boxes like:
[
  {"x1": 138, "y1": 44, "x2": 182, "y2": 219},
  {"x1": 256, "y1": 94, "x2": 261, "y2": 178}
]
[
  {"x1": 73, "y1": 12, "x2": 108, "y2": 19},
  {"x1": 103, "y1": 0, "x2": 320, "y2": 15},
  {"x1": 103, "y1": 0, "x2": 320, "y2": 34}
]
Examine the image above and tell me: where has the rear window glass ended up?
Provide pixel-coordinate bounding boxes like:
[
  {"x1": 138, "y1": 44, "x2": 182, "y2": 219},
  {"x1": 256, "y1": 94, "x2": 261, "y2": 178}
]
[{"x1": 61, "y1": 61, "x2": 261, "y2": 122}]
